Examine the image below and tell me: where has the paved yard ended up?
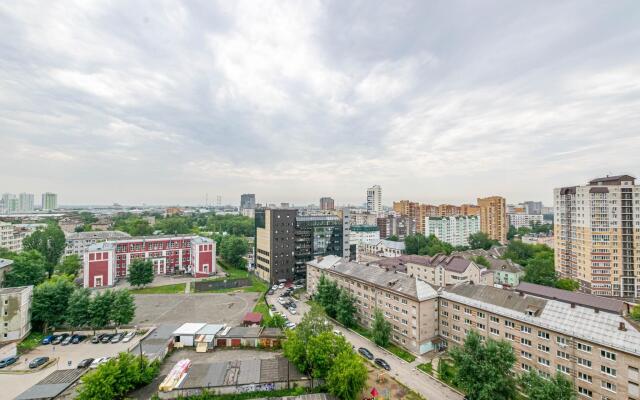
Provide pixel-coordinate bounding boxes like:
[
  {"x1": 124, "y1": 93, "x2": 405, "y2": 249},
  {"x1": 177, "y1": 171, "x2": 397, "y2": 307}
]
[
  {"x1": 0, "y1": 329, "x2": 143, "y2": 400},
  {"x1": 133, "y1": 292, "x2": 259, "y2": 326}
]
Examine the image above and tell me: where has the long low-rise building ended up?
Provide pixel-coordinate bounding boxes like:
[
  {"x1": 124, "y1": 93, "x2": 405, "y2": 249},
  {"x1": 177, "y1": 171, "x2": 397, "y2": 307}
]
[
  {"x1": 65, "y1": 230, "x2": 131, "y2": 260},
  {"x1": 84, "y1": 234, "x2": 216, "y2": 288},
  {"x1": 356, "y1": 238, "x2": 405, "y2": 259}
]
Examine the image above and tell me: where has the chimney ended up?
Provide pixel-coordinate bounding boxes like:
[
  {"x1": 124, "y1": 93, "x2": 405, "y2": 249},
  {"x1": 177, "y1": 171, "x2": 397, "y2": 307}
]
[
  {"x1": 570, "y1": 303, "x2": 575, "y2": 308},
  {"x1": 594, "y1": 308, "x2": 599, "y2": 314},
  {"x1": 619, "y1": 322, "x2": 627, "y2": 331},
  {"x1": 519, "y1": 291, "x2": 524, "y2": 297}
]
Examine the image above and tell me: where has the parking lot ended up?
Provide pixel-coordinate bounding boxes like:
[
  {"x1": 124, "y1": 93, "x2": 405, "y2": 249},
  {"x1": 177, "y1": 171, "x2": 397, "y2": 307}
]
[
  {"x1": 0, "y1": 329, "x2": 144, "y2": 399},
  {"x1": 266, "y1": 284, "x2": 308, "y2": 327},
  {"x1": 133, "y1": 292, "x2": 258, "y2": 326}
]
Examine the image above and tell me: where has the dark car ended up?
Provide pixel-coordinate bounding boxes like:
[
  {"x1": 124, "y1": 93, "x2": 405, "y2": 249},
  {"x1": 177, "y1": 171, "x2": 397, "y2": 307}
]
[
  {"x1": 100, "y1": 334, "x2": 114, "y2": 343},
  {"x1": 71, "y1": 334, "x2": 87, "y2": 344},
  {"x1": 374, "y1": 358, "x2": 391, "y2": 371},
  {"x1": 29, "y1": 357, "x2": 49, "y2": 369},
  {"x1": 41, "y1": 335, "x2": 55, "y2": 345},
  {"x1": 51, "y1": 334, "x2": 68, "y2": 345},
  {"x1": 267, "y1": 289, "x2": 274, "y2": 295},
  {"x1": 288, "y1": 302, "x2": 297, "y2": 309},
  {"x1": 77, "y1": 358, "x2": 94, "y2": 369},
  {"x1": 0, "y1": 356, "x2": 19, "y2": 368},
  {"x1": 358, "y1": 347, "x2": 374, "y2": 360}
]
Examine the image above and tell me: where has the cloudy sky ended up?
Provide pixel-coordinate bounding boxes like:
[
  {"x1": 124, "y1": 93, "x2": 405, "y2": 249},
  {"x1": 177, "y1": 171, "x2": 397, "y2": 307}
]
[{"x1": 1, "y1": 1, "x2": 639, "y2": 207}]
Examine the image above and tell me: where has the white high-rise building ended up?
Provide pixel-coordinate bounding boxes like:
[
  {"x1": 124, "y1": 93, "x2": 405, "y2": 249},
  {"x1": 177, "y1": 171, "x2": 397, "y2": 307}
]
[
  {"x1": 424, "y1": 216, "x2": 480, "y2": 247},
  {"x1": 554, "y1": 174, "x2": 639, "y2": 298},
  {"x1": 366, "y1": 185, "x2": 382, "y2": 215},
  {"x1": 508, "y1": 213, "x2": 544, "y2": 229},
  {"x1": 18, "y1": 193, "x2": 34, "y2": 212},
  {"x1": 41, "y1": 192, "x2": 58, "y2": 210}
]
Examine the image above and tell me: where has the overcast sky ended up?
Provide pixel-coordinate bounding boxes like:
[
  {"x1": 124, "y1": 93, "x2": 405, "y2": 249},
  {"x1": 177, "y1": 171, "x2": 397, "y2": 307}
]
[{"x1": 1, "y1": 1, "x2": 639, "y2": 207}]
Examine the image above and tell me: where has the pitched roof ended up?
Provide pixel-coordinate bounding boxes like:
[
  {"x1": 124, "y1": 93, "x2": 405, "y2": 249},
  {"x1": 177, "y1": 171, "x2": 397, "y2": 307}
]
[
  {"x1": 516, "y1": 282, "x2": 625, "y2": 314},
  {"x1": 243, "y1": 312, "x2": 264, "y2": 324},
  {"x1": 370, "y1": 254, "x2": 475, "y2": 273},
  {"x1": 588, "y1": 174, "x2": 635, "y2": 185}
]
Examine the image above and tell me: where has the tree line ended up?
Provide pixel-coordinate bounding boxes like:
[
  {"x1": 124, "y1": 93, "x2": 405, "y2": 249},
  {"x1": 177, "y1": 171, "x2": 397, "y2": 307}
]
[
  {"x1": 404, "y1": 232, "x2": 500, "y2": 256},
  {"x1": 314, "y1": 274, "x2": 357, "y2": 328}
]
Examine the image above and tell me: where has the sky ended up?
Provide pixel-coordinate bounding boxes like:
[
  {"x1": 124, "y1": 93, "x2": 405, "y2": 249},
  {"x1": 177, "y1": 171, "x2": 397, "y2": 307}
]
[{"x1": 1, "y1": 1, "x2": 640, "y2": 207}]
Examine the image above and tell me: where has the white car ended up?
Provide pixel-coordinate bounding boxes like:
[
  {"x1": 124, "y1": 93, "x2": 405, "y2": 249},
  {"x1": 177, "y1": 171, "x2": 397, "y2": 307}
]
[
  {"x1": 333, "y1": 329, "x2": 343, "y2": 336},
  {"x1": 288, "y1": 308, "x2": 297, "y2": 315},
  {"x1": 122, "y1": 331, "x2": 136, "y2": 343},
  {"x1": 90, "y1": 357, "x2": 106, "y2": 368},
  {"x1": 271, "y1": 285, "x2": 278, "y2": 291}
]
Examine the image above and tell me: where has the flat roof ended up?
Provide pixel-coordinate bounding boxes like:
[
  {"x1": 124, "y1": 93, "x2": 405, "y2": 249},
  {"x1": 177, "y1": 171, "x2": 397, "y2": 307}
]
[
  {"x1": 0, "y1": 286, "x2": 31, "y2": 295},
  {"x1": 516, "y1": 282, "x2": 625, "y2": 314},
  {"x1": 0, "y1": 258, "x2": 13, "y2": 269},
  {"x1": 173, "y1": 322, "x2": 207, "y2": 335},
  {"x1": 15, "y1": 369, "x2": 86, "y2": 400}
]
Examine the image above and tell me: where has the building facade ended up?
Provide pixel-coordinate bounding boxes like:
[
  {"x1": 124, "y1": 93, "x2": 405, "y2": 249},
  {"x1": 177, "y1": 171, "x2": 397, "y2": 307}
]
[
  {"x1": 357, "y1": 239, "x2": 406, "y2": 259},
  {"x1": 307, "y1": 256, "x2": 440, "y2": 354},
  {"x1": 0, "y1": 258, "x2": 14, "y2": 288},
  {"x1": 508, "y1": 213, "x2": 545, "y2": 229},
  {"x1": 83, "y1": 235, "x2": 215, "y2": 288},
  {"x1": 349, "y1": 225, "x2": 380, "y2": 245},
  {"x1": 65, "y1": 230, "x2": 131, "y2": 260},
  {"x1": 255, "y1": 208, "x2": 297, "y2": 284},
  {"x1": 240, "y1": 194, "x2": 256, "y2": 211},
  {"x1": 522, "y1": 201, "x2": 543, "y2": 215},
  {"x1": 18, "y1": 193, "x2": 34, "y2": 213},
  {"x1": 478, "y1": 196, "x2": 508, "y2": 243},
  {"x1": 41, "y1": 193, "x2": 58, "y2": 210},
  {"x1": 423, "y1": 216, "x2": 480, "y2": 247},
  {"x1": 319, "y1": 197, "x2": 335, "y2": 211},
  {"x1": 366, "y1": 185, "x2": 382, "y2": 215},
  {"x1": 0, "y1": 286, "x2": 32, "y2": 342},
  {"x1": 554, "y1": 175, "x2": 639, "y2": 298},
  {"x1": 0, "y1": 221, "x2": 22, "y2": 252}
]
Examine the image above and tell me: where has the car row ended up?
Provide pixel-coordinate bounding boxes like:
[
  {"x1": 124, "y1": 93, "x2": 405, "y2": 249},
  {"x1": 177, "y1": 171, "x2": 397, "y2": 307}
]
[
  {"x1": 42, "y1": 333, "x2": 87, "y2": 346},
  {"x1": 357, "y1": 347, "x2": 391, "y2": 371},
  {"x1": 91, "y1": 331, "x2": 135, "y2": 344}
]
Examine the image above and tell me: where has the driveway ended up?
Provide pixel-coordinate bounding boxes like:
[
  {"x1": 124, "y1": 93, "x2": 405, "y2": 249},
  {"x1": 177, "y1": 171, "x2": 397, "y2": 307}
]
[{"x1": 266, "y1": 288, "x2": 463, "y2": 400}]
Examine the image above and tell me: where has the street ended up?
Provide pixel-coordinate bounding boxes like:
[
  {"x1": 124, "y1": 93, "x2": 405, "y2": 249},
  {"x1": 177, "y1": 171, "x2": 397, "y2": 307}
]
[{"x1": 267, "y1": 287, "x2": 463, "y2": 400}]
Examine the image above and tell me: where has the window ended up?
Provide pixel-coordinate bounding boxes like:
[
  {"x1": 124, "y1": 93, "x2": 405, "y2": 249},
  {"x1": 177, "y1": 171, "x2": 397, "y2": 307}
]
[
  {"x1": 476, "y1": 323, "x2": 485, "y2": 330},
  {"x1": 521, "y1": 363, "x2": 531, "y2": 371},
  {"x1": 577, "y1": 342, "x2": 592, "y2": 353},
  {"x1": 521, "y1": 350, "x2": 532, "y2": 359},
  {"x1": 538, "y1": 344, "x2": 550, "y2": 353},
  {"x1": 556, "y1": 336, "x2": 566, "y2": 346},
  {"x1": 578, "y1": 387, "x2": 592, "y2": 398},
  {"x1": 601, "y1": 381, "x2": 616, "y2": 393},
  {"x1": 538, "y1": 330, "x2": 550, "y2": 340},
  {"x1": 464, "y1": 307, "x2": 472, "y2": 315},
  {"x1": 505, "y1": 332, "x2": 515, "y2": 341},
  {"x1": 490, "y1": 316, "x2": 499, "y2": 323},
  {"x1": 505, "y1": 320, "x2": 515, "y2": 328},
  {"x1": 556, "y1": 350, "x2": 569, "y2": 360},
  {"x1": 521, "y1": 338, "x2": 532, "y2": 347},
  {"x1": 557, "y1": 364, "x2": 571, "y2": 375},
  {"x1": 441, "y1": 311, "x2": 449, "y2": 317},
  {"x1": 538, "y1": 357, "x2": 550, "y2": 367},
  {"x1": 577, "y1": 372, "x2": 592, "y2": 383},
  {"x1": 464, "y1": 318, "x2": 472, "y2": 325},
  {"x1": 521, "y1": 325, "x2": 531, "y2": 334},
  {"x1": 453, "y1": 304, "x2": 460, "y2": 310},
  {"x1": 577, "y1": 358, "x2": 592, "y2": 368},
  {"x1": 477, "y1": 311, "x2": 485, "y2": 318},
  {"x1": 453, "y1": 315, "x2": 460, "y2": 321},
  {"x1": 441, "y1": 300, "x2": 448, "y2": 307},
  {"x1": 600, "y1": 350, "x2": 616, "y2": 361},
  {"x1": 600, "y1": 365, "x2": 616, "y2": 377},
  {"x1": 490, "y1": 327, "x2": 499, "y2": 336}
]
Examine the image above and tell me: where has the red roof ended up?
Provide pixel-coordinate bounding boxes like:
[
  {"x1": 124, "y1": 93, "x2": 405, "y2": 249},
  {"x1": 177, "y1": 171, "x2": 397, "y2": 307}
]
[{"x1": 243, "y1": 312, "x2": 263, "y2": 324}]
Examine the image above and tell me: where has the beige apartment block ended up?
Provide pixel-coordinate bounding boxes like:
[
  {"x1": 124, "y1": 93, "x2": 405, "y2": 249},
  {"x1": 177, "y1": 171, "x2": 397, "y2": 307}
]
[
  {"x1": 554, "y1": 175, "x2": 640, "y2": 298},
  {"x1": 0, "y1": 286, "x2": 33, "y2": 342},
  {"x1": 439, "y1": 282, "x2": 640, "y2": 400},
  {"x1": 307, "y1": 256, "x2": 440, "y2": 354},
  {"x1": 478, "y1": 196, "x2": 508, "y2": 243}
]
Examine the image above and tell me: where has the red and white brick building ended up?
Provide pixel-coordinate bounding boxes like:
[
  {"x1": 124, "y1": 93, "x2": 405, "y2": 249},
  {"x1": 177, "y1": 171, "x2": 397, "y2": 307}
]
[{"x1": 83, "y1": 235, "x2": 216, "y2": 288}]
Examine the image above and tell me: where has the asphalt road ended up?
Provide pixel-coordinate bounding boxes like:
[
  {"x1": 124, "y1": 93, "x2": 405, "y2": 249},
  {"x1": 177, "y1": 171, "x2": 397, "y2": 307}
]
[{"x1": 267, "y1": 287, "x2": 463, "y2": 400}]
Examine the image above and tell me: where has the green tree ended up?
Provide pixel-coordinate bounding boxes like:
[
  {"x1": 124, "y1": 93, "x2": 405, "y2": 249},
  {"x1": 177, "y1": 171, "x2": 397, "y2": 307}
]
[
  {"x1": 404, "y1": 233, "x2": 454, "y2": 256},
  {"x1": 507, "y1": 225, "x2": 518, "y2": 240},
  {"x1": 89, "y1": 290, "x2": 115, "y2": 332},
  {"x1": 471, "y1": 255, "x2": 491, "y2": 268},
  {"x1": 219, "y1": 235, "x2": 249, "y2": 269},
  {"x1": 372, "y1": 308, "x2": 391, "y2": 347},
  {"x1": 111, "y1": 290, "x2": 136, "y2": 330},
  {"x1": 55, "y1": 254, "x2": 82, "y2": 277},
  {"x1": 315, "y1": 274, "x2": 341, "y2": 318},
  {"x1": 307, "y1": 331, "x2": 352, "y2": 379},
  {"x1": 2, "y1": 250, "x2": 47, "y2": 287},
  {"x1": 555, "y1": 278, "x2": 580, "y2": 291},
  {"x1": 520, "y1": 371, "x2": 576, "y2": 400},
  {"x1": 468, "y1": 232, "x2": 499, "y2": 250},
  {"x1": 264, "y1": 313, "x2": 287, "y2": 329},
  {"x1": 79, "y1": 211, "x2": 98, "y2": 224},
  {"x1": 66, "y1": 288, "x2": 92, "y2": 332},
  {"x1": 127, "y1": 259, "x2": 154, "y2": 287},
  {"x1": 336, "y1": 289, "x2": 357, "y2": 328},
  {"x1": 630, "y1": 304, "x2": 640, "y2": 321},
  {"x1": 32, "y1": 276, "x2": 76, "y2": 332},
  {"x1": 282, "y1": 304, "x2": 331, "y2": 373},
  {"x1": 156, "y1": 216, "x2": 192, "y2": 234},
  {"x1": 206, "y1": 214, "x2": 254, "y2": 236},
  {"x1": 22, "y1": 223, "x2": 66, "y2": 277},
  {"x1": 523, "y1": 254, "x2": 556, "y2": 287},
  {"x1": 326, "y1": 351, "x2": 368, "y2": 400},
  {"x1": 386, "y1": 235, "x2": 399, "y2": 241},
  {"x1": 450, "y1": 330, "x2": 517, "y2": 400},
  {"x1": 113, "y1": 214, "x2": 153, "y2": 236}
]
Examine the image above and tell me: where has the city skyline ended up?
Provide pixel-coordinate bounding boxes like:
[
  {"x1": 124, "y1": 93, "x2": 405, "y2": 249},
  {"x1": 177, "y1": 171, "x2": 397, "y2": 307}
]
[{"x1": 1, "y1": 2, "x2": 640, "y2": 205}]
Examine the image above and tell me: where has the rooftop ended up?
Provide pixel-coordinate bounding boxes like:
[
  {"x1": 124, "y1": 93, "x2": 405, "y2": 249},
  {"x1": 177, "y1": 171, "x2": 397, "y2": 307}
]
[
  {"x1": 0, "y1": 258, "x2": 13, "y2": 269},
  {"x1": 588, "y1": 174, "x2": 635, "y2": 185},
  {"x1": 308, "y1": 257, "x2": 438, "y2": 301},
  {"x1": 65, "y1": 230, "x2": 131, "y2": 240},
  {"x1": 0, "y1": 285, "x2": 31, "y2": 295},
  {"x1": 173, "y1": 322, "x2": 207, "y2": 335},
  {"x1": 15, "y1": 369, "x2": 86, "y2": 400},
  {"x1": 243, "y1": 312, "x2": 264, "y2": 324},
  {"x1": 360, "y1": 239, "x2": 406, "y2": 250},
  {"x1": 516, "y1": 282, "x2": 625, "y2": 314},
  {"x1": 370, "y1": 254, "x2": 475, "y2": 273}
]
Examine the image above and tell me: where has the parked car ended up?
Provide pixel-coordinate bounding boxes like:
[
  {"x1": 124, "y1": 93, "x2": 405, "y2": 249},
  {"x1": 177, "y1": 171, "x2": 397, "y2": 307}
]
[
  {"x1": 374, "y1": 358, "x2": 391, "y2": 371},
  {"x1": 89, "y1": 357, "x2": 106, "y2": 368},
  {"x1": 71, "y1": 334, "x2": 87, "y2": 344},
  {"x1": 110, "y1": 333, "x2": 125, "y2": 343},
  {"x1": 293, "y1": 284, "x2": 304, "y2": 290},
  {"x1": 278, "y1": 283, "x2": 285, "y2": 289},
  {"x1": 122, "y1": 331, "x2": 136, "y2": 343},
  {"x1": 100, "y1": 334, "x2": 114, "y2": 343},
  {"x1": 288, "y1": 302, "x2": 296, "y2": 309},
  {"x1": 358, "y1": 347, "x2": 374, "y2": 360},
  {"x1": 77, "y1": 358, "x2": 94, "y2": 369},
  {"x1": 29, "y1": 357, "x2": 49, "y2": 369},
  {"x1": 41, "y1": 335, "x2": 55, "y2": 345},
  {"x1": 61, "y1": 335, "x2": 74, "y2": 346},
  {"x1": 91, "y1": 334, "x2": 105, "y2": 344},
  {"x1": 51, "y1": 334, "x2": 68, "y2": 345},
  {"x1": 267, "y1": 289, "x2": 274, "y2": 295},
  {"x1": 333, "y1": 329, "x2": 342, "y2": 336},
  {"x1": 271, "y1": 285, "x2": 278, "y2": 291},
  {"x1": 0, "y1": 356, "x2": 19, "y2": 368},
  {"x1": 288, "y1": 307, "x2": 297, "y2": 315}
]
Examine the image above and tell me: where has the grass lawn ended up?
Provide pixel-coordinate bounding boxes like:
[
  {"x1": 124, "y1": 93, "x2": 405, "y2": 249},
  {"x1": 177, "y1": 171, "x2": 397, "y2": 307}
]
[
  {"x1": 197, "y1": 275, "x2": 268, "y2": 294},
  {"x1": 129, "y1": 283, "x2": 186, "y2": 294},
  {"x1": 253, "y1": 295, "x2": 270, "y2": 318},
  {"x1": 417, "y1": 362, "x2": 433, "y2": 374},
  {"x1": 18, "y1": 331, "x2": 45, "y2": 354},
  {"x1": 216, "y1": 259, "x2": 250, "y2": 279},
  {"x1": 185, "y1": 386, "x2": 324, "y2": 399}
]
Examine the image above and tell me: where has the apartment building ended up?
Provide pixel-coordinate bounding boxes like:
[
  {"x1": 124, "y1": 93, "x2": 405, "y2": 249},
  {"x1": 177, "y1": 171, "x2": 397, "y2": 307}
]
[
  {"x1": 0, "y1": 221, "x2": 22, "y2": 252},
  {"x1": 508, "y1": 213, "x2": 544, "y2": 229},
  {"x1": 84, "y1": 234, "x2": 215, "y2": 288},
  {"x1": 18, "y1": 193, "x2": 34, "y2": 213},
  {"x1": 0, "y1": 258, "x2": 13, "y2": 287},
  {"x1": 478, "y1": 196, "x2": 508, "y2": 243},
  {"x1": 357, "y1": 239, "x2": 406, "y2": 259},
  {"x1": 372, "y1": 254, "x2": 493, "y2": 287},
  {"x1": 366, "y1": 185, "x2": 382, "y2": 215},
  {"x1": 0, "y1": 286, "x2": 32, "y2": 342},
  {"x1": 439, "y1": 282, "x2": 640, "y2": 400},
  {"x1": 65, "y1": 230, "x2": 131, "y2": 260},
  {"x1": 423, "y1": 216, "x2": 480, "y2": 247},
  {"x1": 350, "y1": 225, "x2": 380, "y2": 245},
  {"x1": 307, "y1": 255, "x2": 440, "y2": 354},
  {"x1": 41, "y1": 192, "x2": 58, "y2": 210},
  {"x1": 554, "y1": 175, "x2": 639, "y2": 298},
  {"x1": 319, "y1": 197, "x2": 335, "y2": 211},
  {"x1": 455, "y1": 248, "x2": 525, "y2": 287}
]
